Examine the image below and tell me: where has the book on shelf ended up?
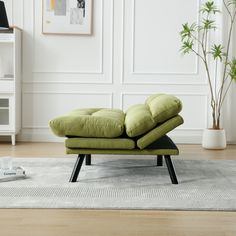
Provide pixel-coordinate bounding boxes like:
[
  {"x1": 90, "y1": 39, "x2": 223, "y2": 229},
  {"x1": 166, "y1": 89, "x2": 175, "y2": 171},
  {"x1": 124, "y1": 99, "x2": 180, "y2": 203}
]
[
  {"x1": 0, "y1": 74, "x2": 14, "y2": 80},
  {"x1": 0, "y1": 28, "x2": 14, "y2": 34},
  {"x1": 0, "y1": 31, "x2": 14, "y2": 41}
]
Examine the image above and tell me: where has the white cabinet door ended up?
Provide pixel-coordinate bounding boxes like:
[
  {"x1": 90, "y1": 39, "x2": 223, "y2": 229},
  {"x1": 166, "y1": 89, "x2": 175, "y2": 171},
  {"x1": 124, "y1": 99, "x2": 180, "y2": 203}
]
[{"x1": 0, "y1": 96, "x2": 13, "y2": 131}]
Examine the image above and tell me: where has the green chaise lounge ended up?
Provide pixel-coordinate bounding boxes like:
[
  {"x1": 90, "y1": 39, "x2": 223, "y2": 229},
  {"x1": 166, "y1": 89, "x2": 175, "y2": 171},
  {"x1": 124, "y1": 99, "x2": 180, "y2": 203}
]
[{"x1": 49, "y1": 94, "x2": 184, "y2": 184}]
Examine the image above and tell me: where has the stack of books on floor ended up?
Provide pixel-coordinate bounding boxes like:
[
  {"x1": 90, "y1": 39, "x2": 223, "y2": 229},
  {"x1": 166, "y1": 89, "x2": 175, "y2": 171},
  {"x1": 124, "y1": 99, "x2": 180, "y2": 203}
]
[{"x1": 0, "y1": 167, "x2": 26, "y2": 182}]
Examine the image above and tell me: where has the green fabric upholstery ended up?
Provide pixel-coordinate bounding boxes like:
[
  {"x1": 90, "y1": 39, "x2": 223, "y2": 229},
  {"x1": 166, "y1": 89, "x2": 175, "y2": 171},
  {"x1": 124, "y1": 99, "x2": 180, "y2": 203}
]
[
  {"x1": 66, "y1": 148, "x2": 179, "y2": 155},
  {"x1": 125, "y1": 104, "x2": 156, "y2": 137},
  {"x1": 137, "y1": 115, "x2": 184, "y2": 149},
  {"x1": 66, "y1": 135, "x2": 179, "y2": 155},
  {"x1": 145, "y1": 94, "x2": 182, "y2": 124},
  {"x1": 49, "y1": 108, "x2": 125, "y2": 138},
  {"x1": 124, "y1": 94, "x2": 182, "y2": 138},
  {"x1": 49, "y1": 93, "x2": 184, "y2": 152},
  {"x1": 66, "y1": 138, "x2": 135, "y2": 150}
]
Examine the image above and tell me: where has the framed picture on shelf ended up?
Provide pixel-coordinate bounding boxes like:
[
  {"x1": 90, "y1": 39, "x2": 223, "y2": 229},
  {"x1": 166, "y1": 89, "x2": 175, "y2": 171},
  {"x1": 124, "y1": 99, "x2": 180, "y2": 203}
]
[{"x1": 42, "y1": 0, "x2": 93, "y2": 35}]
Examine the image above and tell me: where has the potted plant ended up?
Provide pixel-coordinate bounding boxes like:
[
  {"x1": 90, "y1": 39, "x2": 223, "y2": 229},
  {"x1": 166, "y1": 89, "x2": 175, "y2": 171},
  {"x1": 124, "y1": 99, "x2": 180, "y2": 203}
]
[{"x1": 180, "y1": 0, "x2": 236, "y2": 149}]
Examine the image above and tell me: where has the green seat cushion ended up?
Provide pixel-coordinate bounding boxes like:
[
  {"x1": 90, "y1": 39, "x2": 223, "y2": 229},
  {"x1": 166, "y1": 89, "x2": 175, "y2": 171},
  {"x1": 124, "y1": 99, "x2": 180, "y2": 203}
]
[
  {"x1": 137, "y1": 115, "x2": 184, "y2": 149},
  {"x1": 125, "y1": 94, "x2": 182, "y2": 138},
  {"x1": 49, "y1": 108, "x2": 125, "y2": 138},
  {"x1": 124, "y1": 104, "x2": 156, "y2": 137},
  {"x1": 145, "y1": 94, "x2": 182, "y2": 124},
  {"x1": 66, "y1": 135, "x2": 179, "y2": 155},
  {"x1": 66, "y1": 137, "x2": 135, "y2": 150},
  {"x1": 67, "y1": 147, "x2": 179, "y2": 155}
]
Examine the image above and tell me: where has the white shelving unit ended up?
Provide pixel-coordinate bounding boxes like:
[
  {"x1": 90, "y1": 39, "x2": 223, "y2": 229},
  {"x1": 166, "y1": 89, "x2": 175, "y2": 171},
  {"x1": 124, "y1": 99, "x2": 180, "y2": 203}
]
[{"x1": 0, "y1": 28, "x2": 21, "y2": 145}]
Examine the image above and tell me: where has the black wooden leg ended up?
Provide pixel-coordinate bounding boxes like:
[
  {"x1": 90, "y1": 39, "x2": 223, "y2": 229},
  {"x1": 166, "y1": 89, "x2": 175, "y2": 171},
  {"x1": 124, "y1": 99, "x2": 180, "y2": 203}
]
[
  {"x1": 157, "y1": 155, "x2": 163, "y2": 166},
  {"x1": 164, "y1": 155, "x2": 178, "y2": 184},
  {"x1": 69, "y1": 154, "x2": 85, "y2": 182},
  {"x1": 86, "y1": 154, "x2": 91, "y2": 166}
]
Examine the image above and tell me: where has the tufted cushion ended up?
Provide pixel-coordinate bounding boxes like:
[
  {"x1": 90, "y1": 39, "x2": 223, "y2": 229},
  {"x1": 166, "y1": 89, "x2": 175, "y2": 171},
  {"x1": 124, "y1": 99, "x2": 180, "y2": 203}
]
[
  {"x1": 125, "y1": 94, "x2": 182, "y2": 138},
  {"x1": 145, "y1": 94, "x2": 182, "y2": 124},
  {"x1": 124, "y1": 104, "x2": 156, "y2": 137},
  {"x1": 49, "y1": 108, "x2": 125, "y2": 138}
]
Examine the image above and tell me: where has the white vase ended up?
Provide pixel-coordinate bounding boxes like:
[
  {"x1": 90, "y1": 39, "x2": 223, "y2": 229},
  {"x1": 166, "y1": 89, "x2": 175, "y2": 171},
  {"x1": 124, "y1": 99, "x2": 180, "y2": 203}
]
[{"x1": 202, "y1": 129, "x2": 226, "y2": 150}]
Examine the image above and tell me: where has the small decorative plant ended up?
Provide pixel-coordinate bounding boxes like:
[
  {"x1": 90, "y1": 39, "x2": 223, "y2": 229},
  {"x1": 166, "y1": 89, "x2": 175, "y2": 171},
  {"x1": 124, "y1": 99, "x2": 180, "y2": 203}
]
[{"x1": 180, "y1": 0, "x2": 236, "y2": 129}]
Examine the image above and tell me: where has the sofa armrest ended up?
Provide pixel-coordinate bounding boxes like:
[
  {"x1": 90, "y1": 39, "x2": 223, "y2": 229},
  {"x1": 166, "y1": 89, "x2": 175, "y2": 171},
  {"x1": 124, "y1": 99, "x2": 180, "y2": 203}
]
[{"x1": 137, "y1": 115, "x2": 184, "y2": 149}]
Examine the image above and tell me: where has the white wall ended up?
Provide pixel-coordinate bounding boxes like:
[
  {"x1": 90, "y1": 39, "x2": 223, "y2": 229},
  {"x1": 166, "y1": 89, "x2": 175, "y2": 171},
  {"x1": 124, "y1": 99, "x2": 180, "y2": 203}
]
[
  {"x1": 4, "y1": 0, "x2": 236, "y2": 143},
  {"x1": 228, "y1": 11, "x2": 236, "y2": 143},
  {"x1": 221, "y1": 0, "x2": 236, "y2": 144}
]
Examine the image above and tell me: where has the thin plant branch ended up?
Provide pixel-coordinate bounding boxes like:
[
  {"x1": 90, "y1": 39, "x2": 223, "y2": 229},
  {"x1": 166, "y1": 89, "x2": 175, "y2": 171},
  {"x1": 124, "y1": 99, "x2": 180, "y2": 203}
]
[
  {"x1": 218, "y1": 10, "x2": 236, "y2": 116},
  {"x1": 180, "y1": 0, "x2": 236, "y2": 129},
  {"x1": 220, "y1": 79, "x2": 233, "y2": 108}
]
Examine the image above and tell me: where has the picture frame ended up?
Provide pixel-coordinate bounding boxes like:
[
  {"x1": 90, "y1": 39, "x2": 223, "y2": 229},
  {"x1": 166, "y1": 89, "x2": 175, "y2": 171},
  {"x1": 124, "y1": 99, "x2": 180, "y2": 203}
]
[{"x1": 42, "y1": 0, "x2": 93, "y2": 35}]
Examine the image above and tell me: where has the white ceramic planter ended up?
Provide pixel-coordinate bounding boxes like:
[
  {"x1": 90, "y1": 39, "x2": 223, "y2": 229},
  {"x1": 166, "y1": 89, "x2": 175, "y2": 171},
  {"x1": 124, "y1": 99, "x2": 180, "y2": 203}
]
[{"x1": 202, "y1": 129, "x2": 226, "y2": 150}]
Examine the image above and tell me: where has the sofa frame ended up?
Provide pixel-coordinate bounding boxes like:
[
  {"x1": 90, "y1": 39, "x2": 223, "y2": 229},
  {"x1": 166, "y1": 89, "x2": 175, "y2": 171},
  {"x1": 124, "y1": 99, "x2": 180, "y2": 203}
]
[{"x1": 68, "y1": 135, "x2": 179, "y2": 184}]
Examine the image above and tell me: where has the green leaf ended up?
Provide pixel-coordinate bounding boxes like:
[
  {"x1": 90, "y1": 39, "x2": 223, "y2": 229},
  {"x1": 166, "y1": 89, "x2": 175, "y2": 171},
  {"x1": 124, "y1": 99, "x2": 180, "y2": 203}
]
[
  {"x1": 200, "y1": 1, "x2": 220, "y2": 14},
  {"x1": 228, "y1": 58, "x2": 236, "y2": 82},
  {"x1": 180, "y1": 23, "x2": 197, "y2": 41},
  {"x1": 201, "y1": 19, "x2": 217, "y2": 30},
  {"x1": 228, "y1": 0, "x2": 236, "y2": 7},
  {"x1": 180, "y1": 40, "x2": 194, "y2": 54},
  {"x1": 211, "y1": 44, "x2": 224, "y2": 60}
]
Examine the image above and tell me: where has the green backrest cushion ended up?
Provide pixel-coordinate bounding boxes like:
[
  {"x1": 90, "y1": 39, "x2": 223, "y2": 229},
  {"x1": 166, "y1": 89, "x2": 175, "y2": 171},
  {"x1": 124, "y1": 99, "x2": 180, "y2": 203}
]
[
  {"x1": 49, "y1": 108, "x2": 125, "y2": 138},
  {"x1": 125, "y1": 94, "x2": 182, "y2": 137},
  {"x1": 145, "y1": 94, "x2": 182, "y2": 124},
  {"x1": 124, "y1": 104, "x2": 156, "y2": 137}
]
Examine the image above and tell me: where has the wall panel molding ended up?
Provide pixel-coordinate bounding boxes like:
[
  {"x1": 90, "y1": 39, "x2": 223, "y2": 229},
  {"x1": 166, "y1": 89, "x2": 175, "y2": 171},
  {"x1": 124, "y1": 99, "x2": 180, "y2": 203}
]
[
  {"x1": 32, "y1": 0, "x2": 104, "y2": 75},
  {"x1": 131, "y1": 0, "x2": 200, "y2": 75},
  {"x1": 121, "y1": 0, "x2": 208, "y2": 85},
  {"x1": 22, "y1": 0, "x2": 114, "y2": 84}
]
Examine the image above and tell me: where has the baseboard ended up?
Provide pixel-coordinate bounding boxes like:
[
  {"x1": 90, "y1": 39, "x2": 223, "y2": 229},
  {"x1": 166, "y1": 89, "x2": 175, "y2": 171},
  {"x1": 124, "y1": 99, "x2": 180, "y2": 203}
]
[
  {"x1": 17, "y1": 128, "x2": 64, "y2": 143},
  {"x1": 14, "y1": 128, "x2": 236, "y2": 144},
  {"x1": 16, "y1": 128, "x2": 207, "y2": 144}
]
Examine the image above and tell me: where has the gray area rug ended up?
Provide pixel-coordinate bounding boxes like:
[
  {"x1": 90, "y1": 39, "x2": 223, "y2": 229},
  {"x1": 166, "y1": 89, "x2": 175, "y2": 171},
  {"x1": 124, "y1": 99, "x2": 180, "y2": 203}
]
[{"x1": 0, "y1": 156, "x2": 236, "y2": 210}]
